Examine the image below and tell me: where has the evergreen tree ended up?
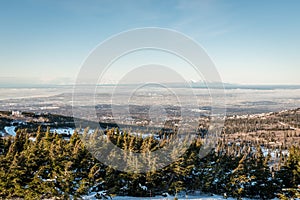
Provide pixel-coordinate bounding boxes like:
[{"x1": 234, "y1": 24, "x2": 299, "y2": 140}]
[{"x1": 276, "y1": 146, "x2": 300, "y2": 199}]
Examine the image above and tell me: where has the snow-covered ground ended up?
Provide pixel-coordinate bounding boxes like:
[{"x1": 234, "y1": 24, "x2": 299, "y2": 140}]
[
  {"x1": 111, "y1": 196, "x2": 240, "y2": 200},
  {"x1": 111, "y1": 196, "x2": 234, "y2": 200},
  {"x1": 82, "y1": 195, "x2": 263, "y2": 200},
  {"x1": 1, "y1": 126, "x2": 96, "y2": 138},
  {"x1": 82, "y1": 193, "x2": 265, "y2": 200},
  {"x1": 50, "y1": 128, "x2": 96, "y2": 135},
  {"x1": 261, "y1": 147, "x2": 289, "y2": 158},
  {"x1": 50, "y1": 128, "x2": 75, "y2": 135},
  {"x1": 4, "y1": 126, "x2": 16, "y2": 136},
  {"x1": 129, "y1": 132, "x2": 160, "y2": 139}
]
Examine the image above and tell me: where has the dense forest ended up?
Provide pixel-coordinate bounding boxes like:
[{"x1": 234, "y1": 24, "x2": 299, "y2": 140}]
[{"x1": 0, "y1": 126, "x2": 299, "y2": 199}]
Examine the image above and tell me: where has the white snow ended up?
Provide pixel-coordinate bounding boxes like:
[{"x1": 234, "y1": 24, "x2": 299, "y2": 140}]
[
  {"x1": 112, "y1": 196, "x2": 230, "y2": 200},
  {"x1": 129, "y1": 132, "x2": 160, "y2": 139},
  {"x1": 139, "y1": 183, "x2": 147, "y2": 191},
  {"x1": 261, "y1": 147, "x2": 289, "y2": 158},
  {"x1": 50, "y1": 128, "x2": 96, "y2": 135},
  {"x1": 82, "y1": 193, "x2": 264, "y2": 200},
  {"x1": 50, "y1": 128, "x2": 75, "y2": 135},
  {"x1": 4, "y1": 126, "x2": 16, "y2": 136},
  {"x1": 82, "y1": 185, "x2": 283, "y2": 200}
]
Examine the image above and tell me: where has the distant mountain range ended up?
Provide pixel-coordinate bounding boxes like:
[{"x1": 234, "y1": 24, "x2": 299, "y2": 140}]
[{"x1": 1, "y1": 80, "x2": 300, "y2": 90}]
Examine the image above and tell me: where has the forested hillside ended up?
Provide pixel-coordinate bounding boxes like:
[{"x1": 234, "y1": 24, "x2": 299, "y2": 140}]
[{"x1": 0, "y1": 127, "x2": 299, "y2": 199}]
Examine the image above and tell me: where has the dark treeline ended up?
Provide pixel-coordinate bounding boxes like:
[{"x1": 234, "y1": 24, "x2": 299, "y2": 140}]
[
  {"x1": 0, "y1": 128, "x2": 299, "y2": 199},
  {"x1": 224, "y1": 109, "x2": 300, "y2": 134}
]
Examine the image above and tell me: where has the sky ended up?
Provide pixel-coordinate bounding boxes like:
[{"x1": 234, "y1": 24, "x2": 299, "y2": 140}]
[{"x1": 0, "y1": 0, "x2": 300, "y2": 85}]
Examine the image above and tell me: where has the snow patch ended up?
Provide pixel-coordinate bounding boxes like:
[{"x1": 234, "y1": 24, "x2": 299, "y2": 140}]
[
  {"x1": 4, "y1": 126, "x2": 16, "y2": 136},
  {"x1": 82, "y1": 193, "x2": 260, "y2": 200},
  {"x1": 50, "y1": 128, "x2": 75, "y2": 135},
  {"x1": 139, "y1": 183, "x2": 147, "y2": 191}
]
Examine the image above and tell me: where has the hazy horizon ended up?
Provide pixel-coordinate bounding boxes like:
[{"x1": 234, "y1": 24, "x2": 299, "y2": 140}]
[{"x1": 1, "y1": 81, "x2": 300, "y2": 88}]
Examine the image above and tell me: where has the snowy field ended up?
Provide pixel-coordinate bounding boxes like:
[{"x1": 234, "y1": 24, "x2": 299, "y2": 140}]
[
  {"x1": 50, "y1": 127, "x2": 75, "y2": 135},
  {"x1": 4, "y1": 126, "x2": 16, "y2": 136},
  {"x1": 83, "y1": 192, "x2": 278, "y2": 200},
  {"x1": 1, "y1": 126, "x2": 96, "y2": 137},
  {"x1": 83, "y1": 191, "x2": 278, "y2": 200},
  {"x1": 112, "y1": 196, "x2": 236, "y2": 200}
]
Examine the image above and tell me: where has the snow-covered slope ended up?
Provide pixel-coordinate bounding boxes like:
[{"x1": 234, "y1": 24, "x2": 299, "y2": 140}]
[{"x1": 82, "y1": 192, "x2": 266, "y2": 200}]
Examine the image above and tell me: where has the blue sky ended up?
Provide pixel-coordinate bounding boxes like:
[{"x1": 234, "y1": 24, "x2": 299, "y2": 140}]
[{"x1": 0, "y1": 0, "x2": 300, "y2": 85}]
